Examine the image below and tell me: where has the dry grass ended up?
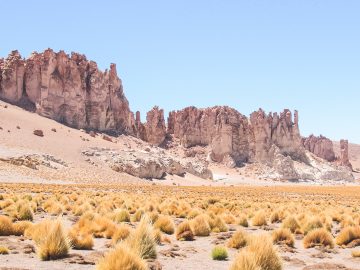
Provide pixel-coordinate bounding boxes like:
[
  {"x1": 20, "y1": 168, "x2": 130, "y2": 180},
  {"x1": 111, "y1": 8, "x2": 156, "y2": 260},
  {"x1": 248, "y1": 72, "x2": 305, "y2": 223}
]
[
  {"x1": 96, "y1": 243, "x2": 147, "y2": 270},
  {"x1": 272, "y1": 228, "x2": 295, "y2": 247},
  {"x1": 211, "y1": 246, "x2": 228, "y2": 261},
  {"x1": 351, "y1": 250, "x2": 360, "y2": 257},
  {"x1": 303, "y1": 228, "x2": 334, "y2": 249},
  {"x1": 0, "y1": 215, "x2": 14, "y2": 236},
  {"x1": 190, "y1": 215, "x2": 211, "y2": 236},
  {"x1": 229, "y1": 249, "x2": 260, "y2": 270},
  {"x1": 176, "y1": 220, "x2": 194, "y2": 241},
  {"x1": 335, "y1": 226, "x2": 360, "y2": 246},
  {"x1": 252, "y1": 211, "x2": 267, "y2": 227},
  {"x1": 227, "y1": 230, "x2": 248, "y2": 249},
  {"x1": 0, "y1": 246, "x2": 10, "y2": 255},
  {"x1": 154, "y1": 215, "x2": 175, "y2": 235},
  {"x1": 282, "y1": 216, "x2": 301, "y2": 234}
]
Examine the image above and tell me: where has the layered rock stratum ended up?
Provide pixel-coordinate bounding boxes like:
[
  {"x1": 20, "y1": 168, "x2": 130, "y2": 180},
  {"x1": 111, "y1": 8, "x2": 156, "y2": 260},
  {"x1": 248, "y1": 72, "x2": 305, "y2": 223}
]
[{"x1": 0, "y1": 49, "x2": 354, "y2": 182}]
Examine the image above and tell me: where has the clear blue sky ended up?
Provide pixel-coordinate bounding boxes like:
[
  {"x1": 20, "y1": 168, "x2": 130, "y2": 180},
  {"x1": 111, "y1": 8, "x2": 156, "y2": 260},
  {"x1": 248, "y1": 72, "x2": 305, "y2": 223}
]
[{"x1": 1, "y1": 1, "x2": 359, "y2": 143}]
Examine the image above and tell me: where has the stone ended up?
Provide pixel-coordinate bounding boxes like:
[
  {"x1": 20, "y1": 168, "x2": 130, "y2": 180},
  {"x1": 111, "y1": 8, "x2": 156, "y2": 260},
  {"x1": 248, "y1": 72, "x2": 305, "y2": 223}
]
[
  {"x1": 338, "y1": 139, "x2": 352, "y2": 170},
  {"x1": 33, "y1": 130, "x2": 44, "y2": 137},
  {"x1": 0, "y1": 49, "x2": 134, "y2": 134},
  {"x1": 302, "y1": 135, "x2": 336, "y2": 162}
]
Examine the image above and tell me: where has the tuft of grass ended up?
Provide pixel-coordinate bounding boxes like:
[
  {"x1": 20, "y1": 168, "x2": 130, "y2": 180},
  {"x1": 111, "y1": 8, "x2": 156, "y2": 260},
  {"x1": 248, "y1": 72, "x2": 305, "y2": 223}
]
[
  {"x1": 154, "y1": 215, "x2": 175, "y2": 235},
  {"x1": 0, "y1": 246, "x2": 9, "y2": 255},
  {"x1": 190, "y1": 215, "x2": 211, "y2": 237},
  {"x1": 335, "y1": 226, "x2": 360, "y2": 246},
  {"x1": 230, "y1": 234, "x2": 282, "y2": 270},
  {"x1": 237, "y1": 215, "x2": 249, "y2": 227},
  {"x1": 352, "y1": 250, "x2": 360, "y2": 258},
  {"x1": 113, "y1": 209, "x2": 130, "y2": 223},
  {"x1": 112, "y1": 224, "x2": 131, "y2": 245},
  {"x1": 251, "y1": 211, "x2": 267, "y2": 227},
  {"x1": 211, "y1": 246, "x2": 228, "y2": 261},
  {"x1": 282, "y1": 216, "x2": 301, "y2": 234},
  {"x1": 68, "y1": 230, "x2": 94, "y2": 250},
  {"x1": 17, "y1": 204, "x2": 33, "y2": 221},
  {"x1": 176, "y1": 220, "x2": 194, "y2": 241},
  {"x1": 229, "y1": 250, "x2": 260, "y2": 270},
  {"x1": 12, "y1": 221, "x2": 33, "y2": 236},
  {"x1": 303, "y1": 217, "x2": 323, "y2": 235},
  {"x1": 33, "y1": 219, "x2": 70, "y2": 260},
  {"x1": 228, "y1": 230, "x2": 248, "y2": 249},
  {"x1": 96, "y1": 243, "x2": 147, "y2": 270},
  {"x1": 126, "y1": 216, "x2": 157, "y2": 259},
  {"x1": 303, "y1": 228, "x2": 334, "y2": 249},
  {"x1": 272, "y1": 228, "x2": 295, "y2": 247},
  {"x1": 0, "y1": 215, "x2": 13, "y2": 236}
]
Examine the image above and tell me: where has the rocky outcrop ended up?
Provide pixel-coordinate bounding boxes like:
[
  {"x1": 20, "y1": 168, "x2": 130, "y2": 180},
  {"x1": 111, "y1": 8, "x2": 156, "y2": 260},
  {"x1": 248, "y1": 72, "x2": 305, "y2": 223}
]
[
  {"x1": 168, "y1": 106, "x2": 251, "y2": 165},
  {"x1": 338, "y1": 139, "x2": 353, "y2": 170},
  {"x1": 135, "y1": 107, "x2": 166, "y2": 146},
  {"x1": 249, "y1": 109, "x2": 306, "y2": 163},
  {"x1": 0, "y1": 50, "x2": 134, "y2": 134},
  {"x1": 82, "y1": 147, "x2": 212, "y2": 180},
  {"x1": 302, "y1": 135, "x2": 336, "y2": 162}
]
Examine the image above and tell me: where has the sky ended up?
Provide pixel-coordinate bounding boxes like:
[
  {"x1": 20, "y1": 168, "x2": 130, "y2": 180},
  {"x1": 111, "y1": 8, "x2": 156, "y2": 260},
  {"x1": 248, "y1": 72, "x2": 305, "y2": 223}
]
[{"x1": 1, "y1": 0, "x2": 359, "y2": 143}]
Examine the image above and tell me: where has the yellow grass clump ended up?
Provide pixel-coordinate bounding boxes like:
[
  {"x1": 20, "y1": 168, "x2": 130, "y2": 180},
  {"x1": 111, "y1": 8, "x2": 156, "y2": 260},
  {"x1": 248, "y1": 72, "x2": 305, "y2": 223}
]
[
  {"x1": 68, "y1": 230, "x2": 94, "y2": 250},
  {"x1": 335, "y1": 226, "x2": 360, "y2": 246},
  {"x1": 0, "y1": 246, "x2": 10, "y2": 255},
  {"x1": 252, "y1": 211, "x2": 267, "y2": 227},
  {"x1": 303, "y1": 228, "x2": 334, "y2": 249},
  {"x1": 0, "y1": 215, "x2": 13, "y2": 236},
  {"x1": 282, "y1": 216, "x2": 301, "y2": 234},
  {"x1": 351, "y1": 250, "x2": 360, "y2": 257},
  {"x1": 96, "y1": 243, "x2": 147, "y2": 270},
  {"x1": 190, "y1": 215, "x2": 211, "y2": 237},
  {"x1": 112, "y1": 224, "x2": 131, "y2": 245},
  {"x1": 154, "y1": 215, "x2": 175, "y2": 235},
  {"x1": 272, "y1": 228, "x2": 295, "y2": 247},
  {"x1": 176, "y1": 220, "x2": 194, "y2": 241},
  {"x1": 228, "y1": 230, "x2": 248, "y2": 249}
]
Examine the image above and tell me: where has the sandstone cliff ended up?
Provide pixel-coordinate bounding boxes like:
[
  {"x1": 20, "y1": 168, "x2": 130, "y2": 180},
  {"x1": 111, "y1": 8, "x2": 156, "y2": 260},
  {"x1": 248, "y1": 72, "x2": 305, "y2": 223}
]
[
  {"x1": 0, "y1": 50, "x2": 134, "y2": 134},
  {"x1": 302, "y1": 135, "x2": 336, "y2": 162}
]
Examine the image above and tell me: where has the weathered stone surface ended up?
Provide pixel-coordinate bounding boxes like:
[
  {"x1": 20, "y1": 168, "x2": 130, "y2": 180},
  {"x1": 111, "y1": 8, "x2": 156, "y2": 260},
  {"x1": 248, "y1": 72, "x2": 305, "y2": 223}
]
[
  {"x1": 302, "y1": 135, "x2": 336, "y2": 162},
  {"x1": 136, "y1": 106, "x2": 166, "y2": 146},
  {"x1": 0, "y1": 49, "x2": 134, "y2": 134},
  {"x1": 82, "y1": 147, "x2": 212, "y2": 180},
  {"x1": 168, "y1": 106, "x2": 250, "y2": 165},
  {"x1": 338, "y1": 139, "x2": 353, "y2": 170}
]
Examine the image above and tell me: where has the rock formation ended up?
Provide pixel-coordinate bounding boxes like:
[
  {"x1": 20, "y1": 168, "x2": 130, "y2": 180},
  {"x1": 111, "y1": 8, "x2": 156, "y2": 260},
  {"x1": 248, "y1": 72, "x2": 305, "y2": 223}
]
[
  {"x1": 0, "y1": 49, "x2": 134, "y2": 134},
  {"x1": 135, "y1": 107, "x2": 166, "y2": 146},
  {"x1": 167, "y1": 106, "x2": 251, "y2": 165},
  {"x1": 338, "y1": 139, "x2": 352, "y2": 170},
  {"x1": 302, "y1": 135, "x2": 336, "y2": 162}
]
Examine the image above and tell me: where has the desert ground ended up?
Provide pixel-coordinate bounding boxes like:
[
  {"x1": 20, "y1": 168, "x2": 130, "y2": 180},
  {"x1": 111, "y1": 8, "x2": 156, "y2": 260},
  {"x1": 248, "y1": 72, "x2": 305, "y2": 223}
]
[{"x1": 1, "y1": 101, "x2": 360, "y2": 270}]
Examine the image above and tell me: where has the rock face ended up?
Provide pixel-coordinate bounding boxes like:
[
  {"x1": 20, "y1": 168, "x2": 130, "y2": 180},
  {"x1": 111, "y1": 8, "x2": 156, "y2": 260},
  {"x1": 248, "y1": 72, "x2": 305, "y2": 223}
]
[
  {"x1": 302, "y1": 135, "x2": 336, "y2": 162},
  {"x1": 0, "y1": 50, "x2": 134, "y2": 134},
  {"x1": 338, "y1": 139, "x2": 352, "y2": 170},
  {"x1": 135, "y1": 107, "x2": 166, "y2": 146},
  {"x1": 82, "y1": 147, "x2": 212, "y2": 180},
  {"x1": 167, "y1": 106, "x2": 251, "y2": 165}
]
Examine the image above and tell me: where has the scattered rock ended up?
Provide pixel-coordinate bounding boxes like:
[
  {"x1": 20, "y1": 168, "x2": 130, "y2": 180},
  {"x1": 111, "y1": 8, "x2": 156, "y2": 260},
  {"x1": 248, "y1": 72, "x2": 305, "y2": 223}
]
[{"x1": 33, "y1": 130, "x2": 43, "y2": 137}]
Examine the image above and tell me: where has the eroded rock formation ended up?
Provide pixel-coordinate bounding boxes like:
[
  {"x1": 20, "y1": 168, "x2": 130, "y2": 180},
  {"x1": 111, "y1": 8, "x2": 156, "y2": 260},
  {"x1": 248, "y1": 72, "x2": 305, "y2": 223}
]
[
  {"x1": 338, "y1": 139, "x2": 352, "y2": 170},
  {"x1": 302, "y1": 135, "x2": 336, "y2": 162},
  {"x1": 0, "y1": 50, "x2": 134, "y2": 134}
]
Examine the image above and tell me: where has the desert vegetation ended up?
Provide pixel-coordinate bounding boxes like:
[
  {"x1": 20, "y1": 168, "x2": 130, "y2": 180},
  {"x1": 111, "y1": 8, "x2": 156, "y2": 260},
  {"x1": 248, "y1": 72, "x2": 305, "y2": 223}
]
[{"x1": 0, "y1": 183, "x2": 360, "y2": 269}]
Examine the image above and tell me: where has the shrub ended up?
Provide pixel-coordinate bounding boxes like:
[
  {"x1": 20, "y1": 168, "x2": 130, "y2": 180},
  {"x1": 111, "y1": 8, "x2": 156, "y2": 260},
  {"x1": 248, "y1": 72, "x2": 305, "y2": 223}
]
[
  {"x1": 68, "y1": 230, "x2": 94, "y2": 250},
  {"x1": 303, "y1": 228, "x2": 334, "y2": 249},
  {"x1": 112, "y1": 224, "x2": 131, "y2": 245},
  {"x1": 0, "y1": 246, "x2": 9, "y2": 255},
  {"x1": 113, "y1": 209, "x2": 130, "y2": 223},
  {"x1": 282, "y1": 216, "x2": 301, "y2": 234},
  {"x1": 133, "y1": 209, "x2": 145, "y2": 222},
  {"x1": 35, "y1": 219, "x2": 70, "y2": 260},
  {"x1": 228, "y1": 230, "x2": 248, "y2": 249},
  {"x1": 0, "y1": 215, "x2": 13, "y2": 236},
  {"x1": 96, "y1": 243, "x2": 147, "y2": 270},
  {"x1": 154, "y1": 215, "x2": 175, "y2": 235},
  {"x1": 303, "y1": 217, "x2": 323, "y2": 235},
  {"x1": 237, "y1": 215, "x2": 249, "y2": 227},
  {"x1": 190, "y1": 215, "x2": 211, "y2": 236},
  {"x1": 176, "y1": 220, "x2": 194, "y2": 241},
  {"x1": 17, "y1": 204, "x2": 33, "y2": 221},
  {"x1": 252, "y1": 211, "x2": 267, "y2": 226},
  {"x1": 272, "y1": 228, "x2": 295, "y2": 247},
  {"x1": 335, "y1": 226, "x2": 360, "y2": 246},
  {"x1": 211, "y1": 246, "x2": 228, "y2": 261},
  {"x1": 126, "y1": 216, "x2": 157, "y2": 259},
  {"x1": 229, "y1": 250, "x2": 259, "y2": 270},
  {"x1": 352, "y1": 250, "x2": 360, "y2": 258},
  {"x1": 12, "y1": 221, "x2": 33, "y2": 236}
]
